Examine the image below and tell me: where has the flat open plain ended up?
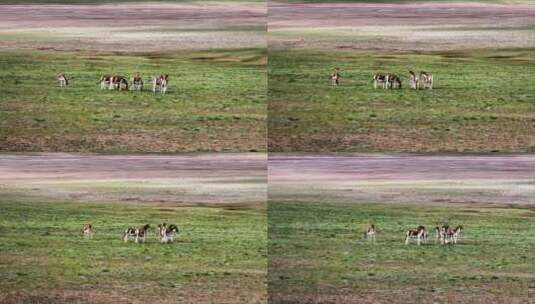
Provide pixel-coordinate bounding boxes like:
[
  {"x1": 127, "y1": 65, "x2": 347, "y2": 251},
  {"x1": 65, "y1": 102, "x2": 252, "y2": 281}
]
[
  {"x1": 0, "y1": 153, "x2": 267, "y2": 304},
  {"x1": 0, "y1": 2, "x2": 266, "y2": 52},
  {"x1": 268, "y1": 1, "x2": 535, "y2": 152},
  {"x1": 269, "y1": 154, "x2": 535, "y2": 304},
  {"x1": 0, "y1": 2, "x2": 267, "y2": 152},
  {"x1": 269, "y1": 154, "x2": 535, "y2": 205},
  {"x1": 269, "y1": 1, "x2": 535, "y2": 51}
]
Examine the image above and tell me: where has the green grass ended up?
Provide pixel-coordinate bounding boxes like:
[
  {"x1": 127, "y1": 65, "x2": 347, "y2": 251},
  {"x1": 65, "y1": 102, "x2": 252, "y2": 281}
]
[
  {"x1": 0, "y1": 200, "x2": 267, "y2": 303},
  {"x1": 268, "y1": 48, "x2": 535, "y2": 152},
  {"x1": 268, "y1": 201, "x2": 535, "y2": 303},
  {"x1": 0, "y1": 49, "x2": 266, "y2": 152}
]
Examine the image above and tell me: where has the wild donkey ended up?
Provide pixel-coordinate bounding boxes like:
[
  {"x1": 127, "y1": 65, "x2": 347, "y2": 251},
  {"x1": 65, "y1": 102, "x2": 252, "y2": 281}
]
[
  {"x1": 152, "y1": 75, "x2": 169, "y2": 94},
  {"x1": 364, "y1": 224, "x2": 376, "y2": 241},
  {"x1": 123, "y1": 224, "x2": 150, "y2": 243},
  {"x1": 373, "y1": 73, "x2": 401, "y2": 89},
  {"x1": 99, "y1": 75, "x2": 112, "y2": 90},
  {"x1": 445, "y1": 225, "x2": 463, "y2": 244},
  {"x1": 373, "y1": 73, "x2": 387, "y2": 89},
  {"x1": 130, "y1": 73, "x2": 143, "y2": 91},
  {"x1": 435, "y1": 225, "x2": 446, "y2": 244},
  {"x1": 409, "y1": 71, "x2": 419, "y2": 89},
  {"x1": 386, "y1": 74, "x2": 402, "y2": 89},
  {"x1": 405, "y1": 225, "x2": 427, "y2": 245},
  {"x1": 158, "y1": 223, "x2": 179, "y2": 243},
  {"x1": 435, "y1": 225, "x2": 463, "y2": 244},
  {"x1": 419, "y1": 71, "x2": 433, "y2": 89},
  {"x1": 110, "y1": 76, "x2": 129, "y2": 91},
  {"x1": 57, "y1": 72, "x2": 69, "y2": 87},
  {"x1": 331, "y1": 68, "x2": 340, "y2": 86},
  {"x1": 82, "y1": 223, "x2": 93, "y2": 239}
]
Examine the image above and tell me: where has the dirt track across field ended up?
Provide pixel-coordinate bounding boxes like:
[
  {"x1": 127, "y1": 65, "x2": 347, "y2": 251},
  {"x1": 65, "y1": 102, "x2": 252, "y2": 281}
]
[
  {"x1": 269, "y1": 154, "x2": 535, "y2": 206},
  {"x1": 269, "y1": 2, "x2": 535, "y2": 50},
  {"x1": 0, "y1": 2, "x2": 266, "y2": 51},
  {"x1": 0, "y1": 153, "x2": 266, "y2": 206}
]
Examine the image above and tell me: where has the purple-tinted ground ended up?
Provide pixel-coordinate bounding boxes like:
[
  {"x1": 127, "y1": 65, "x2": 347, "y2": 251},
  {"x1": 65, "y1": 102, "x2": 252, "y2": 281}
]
[
  {"x1": 0, "y1": 153, "x2": 266, "y2": 206},
  {"x1": 269, "y1": 2, "x2": 535, "y2": 51},
  {"x1": 0, "y1": 2, "x2": 266, "y2": 52},
  {"x1": 269, "y1": 154, "x2": 535, "y2": 206}
]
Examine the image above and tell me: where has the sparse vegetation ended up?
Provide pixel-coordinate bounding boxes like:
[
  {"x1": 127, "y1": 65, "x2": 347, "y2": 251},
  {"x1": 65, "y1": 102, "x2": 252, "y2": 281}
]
[
  {"x1": 269, "y1": 201, "x2": 535, "y2": 303},
  {"x1": 268, "y1": 48, "x2": 535, "y2": 152},
  {"x1": 0, "y1": 49, "x2": 266, "y2": 152},
  {"x1": 0, "y1": 200, "x2": 267, "y2": 303}
]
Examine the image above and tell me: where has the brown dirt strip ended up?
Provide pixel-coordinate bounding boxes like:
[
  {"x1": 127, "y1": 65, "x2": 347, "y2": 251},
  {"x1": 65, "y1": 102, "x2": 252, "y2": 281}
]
[
  {"x1": 269, "y1": 154, "x2": 535, "y2": 206},
  {"x1": 0, "y1": 3, "x2": 265, "y2": 28},
  {"x1": 268, "y1": 2, "x2": 535, "y2": 51},
  {"x1": 0, "y1": 3, "x2": 266, "y2": 51},
  {"x1": 269, "y1": 2, "x2": 535, "y2": 28},
  {"x1": 0, "y1": 153, "x2": 267, "y2": 206}
]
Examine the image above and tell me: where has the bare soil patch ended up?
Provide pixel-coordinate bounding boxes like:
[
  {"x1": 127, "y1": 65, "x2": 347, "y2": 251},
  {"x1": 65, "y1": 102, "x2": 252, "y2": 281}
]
[
  {"x1": 269, "y1": 2, "x2": 535, "y2": 50},
  {"x1": 0, "y1": 3, "x2": 266, "y2": 51},
  {"x1": 269, "y1": 154, "x2": 535, "y2": 205},
  {"x1": 0, "y1": 153, "x2": 267, "y2": 206}
]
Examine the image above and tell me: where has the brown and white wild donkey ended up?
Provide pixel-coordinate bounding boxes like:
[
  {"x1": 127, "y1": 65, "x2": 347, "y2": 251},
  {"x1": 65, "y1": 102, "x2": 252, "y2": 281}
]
[
  {"x1": 99, "y1": 75, "x2": 112, "y2": 89},
  {"x1": 386, "y1": 74, "x2": 402, "y2": 89},
  {"x1": 365, "y1": 224, "x2": 376, "y2": 241},
  {"x1": 409, "y1": 71, "x2": 419, "y2": 89},
  {"x1": 373, "y1": 73, "x2": 387, "y2": 89},
  {"x1": 82, "y1": 223, "x2": 93, "y2": 239},
  {"x1": 436, "y1": 225, "x2": 463, "y2": 244},
  {"x1": 110, "y1": 75, "x2": 129, "y2": 91},
  {"x1": 57, "y1": 72, "x2": 69, "y2": 87},
  {"x1": 123, "y1": 224, "x2": 150, "y2": 243},
  {"x1": 331, "y1": 68, "x2": 340, "y2": 86},
  {"x1": 152, "y1": 75, "x2": 168, "y2": 94},
  {"x1": 158, "y1": 223, "x2": 179, "y2": 243},
  {"x1": 405, "y1": 225, "x2": 428, "y2": 245},
  {"x1": 419, "y1": 71, "x2": 433, "y2": 89},
  {"x1": 130, "y1": 73, "x2": 143, "y2": 91}
]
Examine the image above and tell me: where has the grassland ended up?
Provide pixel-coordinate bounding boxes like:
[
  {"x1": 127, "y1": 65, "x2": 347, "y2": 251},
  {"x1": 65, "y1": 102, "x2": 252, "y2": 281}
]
[
  {"x1": 0, "y1": 199, "x2": 267, "y2": 303},
  {"x1": 268, "y1": 48, "x2": 535, "y2": 152},
  {"x1": 268, "y1": 201, "x2": 535, "y2": 303},
  {"x1": 0, "y1": 49, "x2": 266, "y2": 152}
]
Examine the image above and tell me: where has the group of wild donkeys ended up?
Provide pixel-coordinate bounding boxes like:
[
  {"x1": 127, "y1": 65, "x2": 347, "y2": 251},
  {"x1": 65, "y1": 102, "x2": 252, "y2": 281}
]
[
  {"x1": 82, "y1": 223, "x2": 179, "y2": 244},
  {"x1": 364, "y1": 224, "x2": 464, "y2": 246},
  {"x1": 56, "y1": 72, "x2": 169, "y2": 94},
  {"x1": 330, "y1": 68, "x2": 434, "y2": 90}
]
